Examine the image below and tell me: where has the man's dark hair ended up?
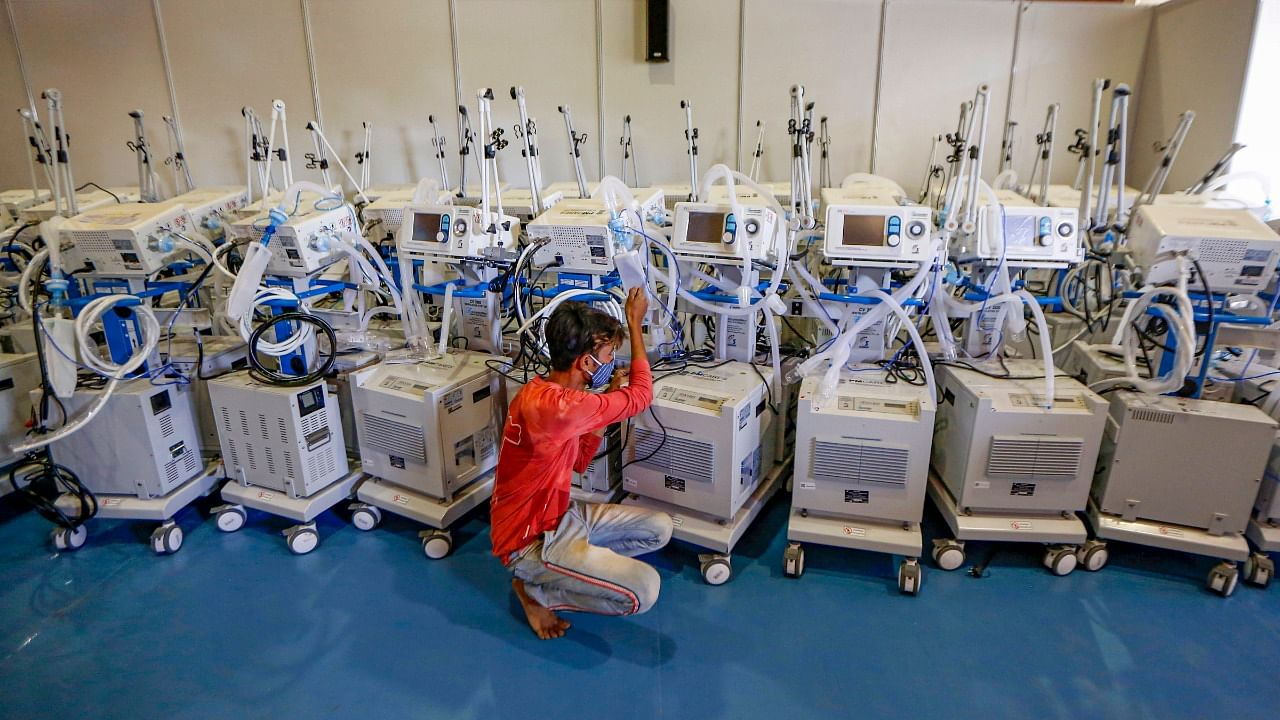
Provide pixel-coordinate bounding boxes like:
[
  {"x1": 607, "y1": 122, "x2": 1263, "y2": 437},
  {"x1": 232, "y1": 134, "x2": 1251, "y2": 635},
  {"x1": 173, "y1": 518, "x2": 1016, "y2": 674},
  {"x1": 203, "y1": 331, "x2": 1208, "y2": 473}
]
[{"x1": 545, "y1": 301, "x2": 626, "y2": 372}]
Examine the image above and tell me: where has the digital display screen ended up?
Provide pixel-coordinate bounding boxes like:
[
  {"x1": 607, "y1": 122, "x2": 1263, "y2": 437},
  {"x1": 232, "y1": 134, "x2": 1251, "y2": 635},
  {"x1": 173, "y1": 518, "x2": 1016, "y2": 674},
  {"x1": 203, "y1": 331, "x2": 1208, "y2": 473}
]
[
  {"x1": 686, "y1": 211, "x2": 728, "y2": 244},
  {"x1": 412, "y1": 212, "x2": 444, "y2": 243},
  {"x1": 296, "y1": 386, "x2": 325, "y2": 418},
  {"x1": 841, "y1": 214, "x2": 886, "y2": 247},
  {"x1": 1002, "y1": 214, "x2": 1037, "y2": 248}
]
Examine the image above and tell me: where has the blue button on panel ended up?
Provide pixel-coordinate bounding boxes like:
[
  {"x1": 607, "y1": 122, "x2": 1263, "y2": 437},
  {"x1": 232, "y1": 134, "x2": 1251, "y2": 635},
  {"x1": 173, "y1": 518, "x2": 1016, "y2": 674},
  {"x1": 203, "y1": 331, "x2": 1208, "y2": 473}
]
[
  {"x1": 1038, "y1": 217, "x2": 1050, "y2": 236},
  {"x1": 725, "y1": 213, "x2": 737, "y2": 233}
]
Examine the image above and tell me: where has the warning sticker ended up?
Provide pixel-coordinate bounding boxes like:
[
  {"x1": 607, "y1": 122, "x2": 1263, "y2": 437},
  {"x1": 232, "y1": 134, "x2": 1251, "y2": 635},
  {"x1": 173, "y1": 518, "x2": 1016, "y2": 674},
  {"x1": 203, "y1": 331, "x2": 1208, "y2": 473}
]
[
  {"x1": 444, "y1": 389, "x2": 463, "y2": 414},
  {"x1": 477, "y1": 426, "x2": 497, "y2": 462},
  {"x1": 379, "y1": 376, "x2": 433, "y2": 395},
  {"x1": 1009, "y1": 520, "x2": 1034, "y2": 530},
  {"x1": 835, "y1": 396, "x2": 919, "y2": 417},
  {"x1": 657, "y1": 386, "x2": 727, "y2": 412},
  {"x1": 842, "y1": 526, "x2": 866, "y2": 537},
  {"x1": 1009, "y1": 393, "x2": 1086, "y2": 409}
]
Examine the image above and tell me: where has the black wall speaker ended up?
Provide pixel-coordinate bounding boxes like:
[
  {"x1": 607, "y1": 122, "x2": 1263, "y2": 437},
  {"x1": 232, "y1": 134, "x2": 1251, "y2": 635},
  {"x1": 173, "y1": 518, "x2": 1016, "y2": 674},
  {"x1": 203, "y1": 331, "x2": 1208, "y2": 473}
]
[{"x1": 646, "y1": 0, "x2": 670, "y2": 63}]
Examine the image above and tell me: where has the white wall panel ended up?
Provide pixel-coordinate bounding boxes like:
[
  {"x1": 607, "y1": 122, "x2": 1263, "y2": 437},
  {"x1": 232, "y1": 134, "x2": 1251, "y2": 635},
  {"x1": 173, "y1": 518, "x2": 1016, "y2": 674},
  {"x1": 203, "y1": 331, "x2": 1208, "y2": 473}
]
[
  {"x1": 1130, "y1": 0, "x2": 1258, "y2": 190},
  {"x1": 601, "y1": 0, "x2": 741, "y2": 187},
  {"x1": 12, "y1": 0, "x2": 171, "y2": 189},
  {"x1": 875, "y1": 0, "x2": 1018, "y2": 197},
  {"x1": 1008, "y1": 1, "x2": 1151, "y2": 187},
  {"x1": 309, "y1": 0, "x2": 456, "y2": 188},
  {"x1": 455, "y1": 0, "x2": 597, "y2": 191},
  {"x1": 0, "y1": 6, "x2": 33, "y2": 192},
  {"x1": 740, "y1": 0, "x2": 881, "y2": 186},
  {"x1": 159, "y1": 0, "x2": 314, "y2": 191}
]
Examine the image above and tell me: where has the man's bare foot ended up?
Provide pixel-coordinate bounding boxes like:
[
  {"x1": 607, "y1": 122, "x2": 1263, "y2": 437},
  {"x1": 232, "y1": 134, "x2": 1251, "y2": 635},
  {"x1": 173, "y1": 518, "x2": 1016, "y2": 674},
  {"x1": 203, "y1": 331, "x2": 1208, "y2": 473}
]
[{"x1": 513, "y1": 578, "x2": 571, "y2": 639}]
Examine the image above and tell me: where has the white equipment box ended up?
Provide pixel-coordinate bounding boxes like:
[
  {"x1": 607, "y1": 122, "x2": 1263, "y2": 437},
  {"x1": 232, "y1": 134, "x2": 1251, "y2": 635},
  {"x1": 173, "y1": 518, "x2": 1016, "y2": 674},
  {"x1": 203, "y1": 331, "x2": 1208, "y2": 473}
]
[
  {"x1": 162, "y1": 336, "x2": 249, "y2": 455},
  {"x1": 704, "y1": 181, "x2": 792, "y2": 206},
  {"x1": 61, "y1": 202, "x2": 198, "y2": 276},
  {"x1": 461, "y1": 188, "x2": 566, "y2": 223},
  {"x1": 362, "y1": 188, "x2": 452, "y2": 244},
  {"x1": 970, "y1": 197, "x2": 1081, "y2": 266},
  {"x1": 209, "y1": 375, "x2": 351, "y2": 498},
  {"x1": 167, "y1": 186, "x2": 248, "y2": 235},
  {"x1": 545, "y1": 180, "x2": 599, "y2": 199},
  {"x1": 931, "y1": 361, "x2": 1107, "y2": 515},
  {"x1": 820, "y1": 186, "x2": 932, "y2": 267},
  {"x1": 792, "y1": 370, "x2": 934, "y2": 528},
  {"x1": 1093, "y1": 391, "x2": 1276, "y2": 535},
  {"x1": 20, "y1": 187, "x2": 141, "y2": 222},
  {"x1": 1125, "y1": 205, "x2": 1280, "y2": 292},
  {"x1": 42, "y1": 379, "x2": 204, "y2": 499},
  {"x1": 526, "y1": 188, "x2": 665, "y2": 274},
  {"x1": 575, "y1": 424, "x2": 622, "y2": 496},
  {"x1": 0, "y1": 188, "x2": 51, "y2": 215},
  {"x1": 0, "y1": 353, "x2": 39, "y2": 475},
  {"x1": 351, "y1": 351, "x2": 502, "y2": 501},
  {"x1": 670, "y1": 199, "x2": 781, "y2": 264},
  {"x1": 228, "y1": 204, "x2": 356, "y2": 277},
  {"x1": 395, "y1": 203, "x2": 519, "y2": 262},
  {"x1": 623, "y1": 362, "x2": 776, "y2": 521}
]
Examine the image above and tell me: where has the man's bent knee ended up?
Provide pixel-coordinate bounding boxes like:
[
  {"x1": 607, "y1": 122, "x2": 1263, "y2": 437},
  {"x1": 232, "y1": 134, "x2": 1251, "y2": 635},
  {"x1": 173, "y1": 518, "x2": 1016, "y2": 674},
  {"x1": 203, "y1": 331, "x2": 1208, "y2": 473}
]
[
  {"x1": 649, "y1": 511, "x2": 674, "y2": 551},
  {"x1": 629, "y1": 563, "x2": 662, "y2": 615}
]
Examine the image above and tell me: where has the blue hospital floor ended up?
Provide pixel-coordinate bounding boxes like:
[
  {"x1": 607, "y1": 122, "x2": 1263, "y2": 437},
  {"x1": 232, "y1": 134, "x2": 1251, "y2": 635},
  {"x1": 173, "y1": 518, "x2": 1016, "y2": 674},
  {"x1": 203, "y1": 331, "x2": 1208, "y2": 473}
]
[{"x1": 1, "y1": 488, "x2": 1278, "y2": 720}]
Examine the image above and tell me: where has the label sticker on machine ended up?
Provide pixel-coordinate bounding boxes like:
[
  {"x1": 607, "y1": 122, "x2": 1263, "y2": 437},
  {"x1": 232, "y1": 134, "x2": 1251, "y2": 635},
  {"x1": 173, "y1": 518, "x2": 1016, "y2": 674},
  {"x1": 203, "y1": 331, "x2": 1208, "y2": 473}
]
[
  {"x1": 390, "y1": 456, "x2": 406, "y2": 469},
  {"x1": 836, "y1": 396, "x2": 918, "y2": 417},
  {"x1": 1009, "y1": 393, "x2": 1086, "y2": 409},
  {"x1": 738, "y1": 405, "x2": 750, "y2": 430},
  {"x1": 624, "y1": 477, "x2": 638, "y2": 488},
  {"x1": 664, "y1": 476, "x2": 687, "y2": 492},
  {"x1": 1010, "y1": 483, "x2": 1036, "y2": 496},
  {"x1": 1009, "y1": 520, "x2": 1034, "y2": 530},
  {"x1": 168, "y1": 441, "x2": 186, "y2": 459},
  {"x1": 797, "y1": 481, "x2": 816, "y2": 491},
  {"x1": 379, "y1": 376, "x2": 433, "y2": 395},
  {"x1": 444, "y1": 389, "x2": 463, "y2": 414},
  {"x1": 844, "y1": 489, "x2": 869, "y2": 504},
  {"x1": 476, "y1": 427, "x2": 497, "y2": 462},
  {"x1": 657, "y1": 386, "x2": 727, "y2": 412},
  {"x1": 102, "y1": 497, "x2": 124, "y2": 508},
  {"x1": 842, "y1": 526, "x2": 867, "y2": 538},
  {"x1": 391, "y1": 493, "x2": 410, "y2": 506}
]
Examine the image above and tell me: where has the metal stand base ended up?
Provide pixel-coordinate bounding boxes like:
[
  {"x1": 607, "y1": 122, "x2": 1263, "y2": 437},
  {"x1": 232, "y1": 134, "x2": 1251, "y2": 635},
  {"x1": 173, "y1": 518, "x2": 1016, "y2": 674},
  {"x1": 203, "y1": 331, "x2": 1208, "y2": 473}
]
[
  {"x1": 356, "y1": 472, "x2": 494, "y2": 530},
  {"x1": 1246, "y1": 517, "x2": 1280, "y2": 553},
  {"x1": 621, "y1": 455, "x2": 793, "y2": 555},
  {"x1": 786, "y1": 508, "x2": 922, "y2": 556},
  {"x1": 927, "y1": 472, "x2": 1087, "y2": 544},
  {"x1": 221, "y1": 467, "x2": 365, "y2": 524},
  {"x1": 96, "y1": 463, "x2": 223, "y2": 521},
  {"x1": 1087, "y1": 498, "x2": 1251, "y2": 562}
]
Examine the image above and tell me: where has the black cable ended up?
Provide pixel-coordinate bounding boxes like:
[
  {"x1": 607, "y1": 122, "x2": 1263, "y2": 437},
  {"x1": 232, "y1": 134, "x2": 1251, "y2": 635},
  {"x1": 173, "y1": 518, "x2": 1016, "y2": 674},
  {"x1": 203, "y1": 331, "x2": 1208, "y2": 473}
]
[
  {"x1": 74, "y1": 182, "x2": 122, "y2": 203},
  {"x1": 247, "y1": 312, "x2": 338, "y2": 386}
]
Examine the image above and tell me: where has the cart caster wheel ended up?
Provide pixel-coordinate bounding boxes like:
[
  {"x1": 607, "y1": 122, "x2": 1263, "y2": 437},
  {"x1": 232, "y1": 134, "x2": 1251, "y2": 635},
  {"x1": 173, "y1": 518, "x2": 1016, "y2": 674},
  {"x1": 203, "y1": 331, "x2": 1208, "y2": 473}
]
[
  {"x1": 285, "y1": 525, "x2": 320, "y2": 555},
  {"x1": 699, "y1": 554, "x2": 732, "y2": 585},
  {"x1": 1207, "y1": 561, "x2": 1239, "y2": 597},
  {"x1": 898, "y1": 558, "x2": 922, "y2": 595},
  {"x1": 1044, "y1": 545, "x2": 1079, "y2": 576},
  {"x1": 1244, "y1": 553, "x2": 1273, "y2": 588},
  {"x1": 150, "y1": 523, "x2": 184, "y2": 555},
  {"x1": 214, "y1": 505, "x2": 246, "y2": 533},
  {"x1": 52, "y1": 525, "x2": 87, "y2": 552},
  {"x1": 783, "y1": 542, "x2": 805, "y2": 578},
  {"x1": 421, "y1": 530, "x2": 453, "y2": 559},
  {"x1": 1077, "y1": 540, "x2": 1109, "y2": 572},
  {"x1": 932, "y1": 539, "x2": 965, "y2": 571},
  {"x1": 350, "y1": 504, "x2": 381, "y2": 532}
]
